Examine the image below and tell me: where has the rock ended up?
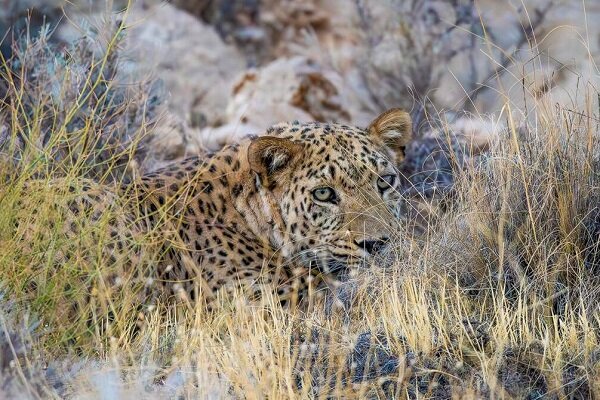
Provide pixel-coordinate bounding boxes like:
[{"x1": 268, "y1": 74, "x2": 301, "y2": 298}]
[
  {"x1": 172, "y1": 0, "x2": 359, "y2": 67},
  {"x1": 120, "y1": 1, "x2": 246, "y2": 128},
  {"x1": 197, "y1": 56, "x2": 361, "y2": 150}
]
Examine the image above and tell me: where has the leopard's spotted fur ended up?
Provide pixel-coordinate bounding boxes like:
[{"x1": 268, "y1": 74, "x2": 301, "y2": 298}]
[{"x1": 22, "y1": 109, "x2": 413, "y2": 308}]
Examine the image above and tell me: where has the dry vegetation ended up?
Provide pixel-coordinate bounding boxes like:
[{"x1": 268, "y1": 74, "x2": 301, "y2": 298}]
[{"x1": 0, "y1": 1, "x2": 598, "y2": 398}]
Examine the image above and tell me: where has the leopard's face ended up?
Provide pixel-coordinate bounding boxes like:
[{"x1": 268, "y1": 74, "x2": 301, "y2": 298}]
[
  {"x1": 248, "y1": 109, "x2": 412, "y2": 273},
  {"x1": 283, "y1": 133, "x2": 405, "y2": 272}
]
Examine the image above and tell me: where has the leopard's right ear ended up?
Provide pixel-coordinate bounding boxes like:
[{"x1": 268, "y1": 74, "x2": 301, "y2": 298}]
[
  {"x1": 368, "y1": 108, "x2": 412, "y2": 162},
  {"x1": 248, "y1": 136, "x2": 303, "y2": 183}
]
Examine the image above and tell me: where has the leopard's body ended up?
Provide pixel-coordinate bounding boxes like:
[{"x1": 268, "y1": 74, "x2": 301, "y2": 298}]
[{"x1": 28, "y1": 109, "x2": 413, "y2": 308}]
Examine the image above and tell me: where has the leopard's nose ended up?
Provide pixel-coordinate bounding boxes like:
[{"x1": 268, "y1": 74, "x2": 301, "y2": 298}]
[{"x1": 356, "y1": 237, "x2": 389, "y2": 255}]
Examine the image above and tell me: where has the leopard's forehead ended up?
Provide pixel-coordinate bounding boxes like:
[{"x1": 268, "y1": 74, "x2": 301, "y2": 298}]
[
  {"x1": 267, "y1": 121, "x2": 394, "y2": 180},
  {"x1": 267, "y1": 121, "x2": 366, "y2": 142}
]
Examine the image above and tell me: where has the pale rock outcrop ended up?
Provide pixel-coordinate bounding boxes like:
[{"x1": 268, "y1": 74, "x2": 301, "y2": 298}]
[
  {"x1": 120, "y1": 2, "x2": 246, "y2": 129},
  {"x1": 197, "y1": 56, "x2": 363, "y2": 151}
]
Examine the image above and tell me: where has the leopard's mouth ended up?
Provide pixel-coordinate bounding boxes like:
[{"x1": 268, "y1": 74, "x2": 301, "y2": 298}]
[
  {"x1": 300, "y1": 253, "x2": 350, "y2": 276},
  {"x1": 320, "y1": 247, "x2": 396, "y2": 274},
  {"x1": 295, "y1": 245, "x2": 372, "y2": 276},
  {"x1": 314, "y1": 254, "x2": 369, "y2": 276}
]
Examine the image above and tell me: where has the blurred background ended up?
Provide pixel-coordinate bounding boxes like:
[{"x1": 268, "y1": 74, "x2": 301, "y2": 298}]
[{"x1": 0, "y1": 0, "x2": 598, "y2": 168}]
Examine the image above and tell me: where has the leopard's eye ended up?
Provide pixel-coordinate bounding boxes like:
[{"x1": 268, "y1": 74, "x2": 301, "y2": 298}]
[
  {"x1": 376, "y1": 174, "x2": 396, "y2": 191},
  {"x1": 312, "y1": 187, "x2": 337, "y2": 203}
]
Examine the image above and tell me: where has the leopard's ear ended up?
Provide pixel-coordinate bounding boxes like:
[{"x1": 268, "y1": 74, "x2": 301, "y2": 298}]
[
  {"x1": 368, "y1": 108, "x2": 412, "y2": 161},
  {"x1": 248, "y1": 136, "x2": 303, "y2": 183}
]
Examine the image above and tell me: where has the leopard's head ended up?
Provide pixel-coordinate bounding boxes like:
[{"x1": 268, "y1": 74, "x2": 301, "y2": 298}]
[{"x1": 247, "y1": 109, "x2": 412, "y2": 273}]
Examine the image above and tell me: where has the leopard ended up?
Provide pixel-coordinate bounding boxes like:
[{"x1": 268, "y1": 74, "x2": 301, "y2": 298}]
[{"x1": 16, "y1": 108, "x2": 413, "y2": 309}]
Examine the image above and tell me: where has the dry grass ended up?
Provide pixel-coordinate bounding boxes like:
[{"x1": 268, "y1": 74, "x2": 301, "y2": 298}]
[{"x1": 0, "y1": 4, "x2": 598, "y2": 399}]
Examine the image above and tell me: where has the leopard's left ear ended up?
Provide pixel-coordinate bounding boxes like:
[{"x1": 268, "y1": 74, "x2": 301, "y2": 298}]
[
  {"x1": 248, "y1": 136, "x2": 303, "y2": 186},
  {"x1": 368, "y1": 108, "x2": 412, "y2": 161}
]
